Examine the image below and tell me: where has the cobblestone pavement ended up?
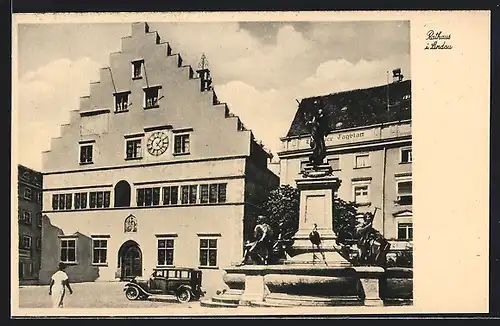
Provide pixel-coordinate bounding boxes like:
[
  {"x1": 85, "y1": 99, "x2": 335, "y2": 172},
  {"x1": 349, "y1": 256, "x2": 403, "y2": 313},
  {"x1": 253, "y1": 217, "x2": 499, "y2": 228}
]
[{"x1": 18, "y1": 282, "x2": 201, "y2": 309}]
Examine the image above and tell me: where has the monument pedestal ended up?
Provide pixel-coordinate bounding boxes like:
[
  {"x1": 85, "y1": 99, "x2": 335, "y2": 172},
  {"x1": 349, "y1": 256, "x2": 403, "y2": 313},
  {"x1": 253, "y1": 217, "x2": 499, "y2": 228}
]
[{"x1": 290, "y1": 164, "x2": 347, "y2": 265}]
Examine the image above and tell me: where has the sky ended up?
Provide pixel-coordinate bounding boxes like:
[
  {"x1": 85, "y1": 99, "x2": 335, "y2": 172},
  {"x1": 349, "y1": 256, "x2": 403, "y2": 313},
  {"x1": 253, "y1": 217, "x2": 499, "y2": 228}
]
[{"x1": 15, "y1": 20, "x2": 410, "y2": 171}]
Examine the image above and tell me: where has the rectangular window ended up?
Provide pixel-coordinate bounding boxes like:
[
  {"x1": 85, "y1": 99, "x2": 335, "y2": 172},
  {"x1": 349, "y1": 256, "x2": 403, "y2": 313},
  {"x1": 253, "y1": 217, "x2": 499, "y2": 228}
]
[
  {"x1": 89, "y1": 191, "x2": 110, "y2": 209},
  {"x1": 60, "y1": 239, "x2": 77, "y2": 263},
  {"x1": 92, "y1": 239, "x2": 108, "y2": 265},
  {"x1": 200, "y1": 185, "x2": 209, "y2": 204},
  {"x1": 36, "y1": 213, "x2": 42, "y2": 228},
  {"x1": 157, "y1": 239, "x2": 174, "y2": 266},
  {"x1": 132, "y1": 60, "x2": 143, "y2": 79},
  {"x1": 328, "y1": 158, "x2": 340, "y2": 170},
  {"x1": 401, "y1": 147, "x2": 413, "y2": 163},
  {"x1": 354, "y1": 184, "x2": 370, "y2": 204},
  {"x1": 181, "y1": 185, "x2": 189, "y2": 205},
  {"x1": 36, "y1": 191, "x2": 42, "y2": 204},
  {"x1": 137, "y1": 187, "x2": 160, "y2": 206},
  {"x1": 51, "y1": 193, "x2": 74, "y2": 210},
  {"x1": 199, "y1": 238, "x2": 218, "y2": 267},
  {"x1": 97, "y1": 192, "x2": 104, "y2": 208},
  {"x1": 144, "y1": 86, "x2": 160, "y2": 109},
  {"x1": 162, "y1": 186, "x2": 179, "y2": 205},
  {"x1": 209, "y1": 184, "x2": 218, "y2": 204},
  {"x1": 59, "y1": 194, "x2": 65, "y2": 209},
  {"x1": 65, "y1": 194, "x2": 72, "y2": 210},
  {"x1": 36, "y1": 237, "x2": 42, "y2": 251},
  {"x1": 126, "y1": 139, "x2": 142, "y2": 159},
  {"x1": 52, "y1": 194, "x2": 58, "y2": 210},
  {"x1": 189, "y1": 185, "x2": 198, "y2": 204},
  {"x1": 20, "y1": 235, "x2": 32, "y2": 250},
  {"x1": 355, "y1": 154, "x2": 370, "y2": 168},
  {"x1": 206, "y1": 183, "x2": 227, "y2": 204},
  {"x1": 397, "y1": 180, "x2": 413, "y2": 205},
  {"x1": 23, "y1": 211, "x2": 32, "y2": 224},
  {"x1": 398, "y1": 223, "x2": 413, "y2": 240},
  {"x1": 218, "y1": 183, "x2": 227, "y2": 203},
  {"x1": 115, "y1": 92, "x2": 129, "y2": 112},
  {"x1": 90, "y1": 192, "x2": 97, "y2": 208},
  {"x1": 174, "y1": 134, "x2": 190, "y2": 155},
  {"x1": 74, "y1": 192, "x2": 88, "y2": 209},
  {"x1": 23, "y1": 187, "x2": 32, "y2": 200},
  {"x1": 79, "y1": 144, "x2": 93, "y2": 164},
  {"x1": 152, "y1": 187, "x2": 160, "y2": 206}
]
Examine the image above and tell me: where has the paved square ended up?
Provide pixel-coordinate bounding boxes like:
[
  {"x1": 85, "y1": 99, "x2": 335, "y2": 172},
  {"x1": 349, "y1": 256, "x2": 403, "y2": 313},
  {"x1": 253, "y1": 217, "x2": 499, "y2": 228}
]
[{"x1": 18, "y1": 282, "x2": 201, "y2": 309}]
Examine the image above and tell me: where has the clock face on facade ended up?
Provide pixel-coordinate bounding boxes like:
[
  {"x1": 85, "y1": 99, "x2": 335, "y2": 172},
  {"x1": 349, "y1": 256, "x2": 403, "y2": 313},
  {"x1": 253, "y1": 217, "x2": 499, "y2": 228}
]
[{"x1": 147, "y1": 131, "x2": 169, "y2": 156}]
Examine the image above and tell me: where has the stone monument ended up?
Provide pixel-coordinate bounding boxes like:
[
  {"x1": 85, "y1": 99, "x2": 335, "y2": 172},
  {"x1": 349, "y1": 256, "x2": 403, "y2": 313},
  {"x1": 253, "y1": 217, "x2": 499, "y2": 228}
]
[
  {"x1": 201, "y1": 101, "x2": 392, "y2": 308},
  {"x1": 287, "y1": 102, "x2": 347, "y2": 265}
]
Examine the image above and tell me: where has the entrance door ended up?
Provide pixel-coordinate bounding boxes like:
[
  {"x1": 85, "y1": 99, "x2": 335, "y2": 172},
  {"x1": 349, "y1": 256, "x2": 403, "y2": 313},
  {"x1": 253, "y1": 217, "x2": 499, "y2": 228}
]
[{"x1": 119, "y1": 241, "x2": 142, "y2": 280}]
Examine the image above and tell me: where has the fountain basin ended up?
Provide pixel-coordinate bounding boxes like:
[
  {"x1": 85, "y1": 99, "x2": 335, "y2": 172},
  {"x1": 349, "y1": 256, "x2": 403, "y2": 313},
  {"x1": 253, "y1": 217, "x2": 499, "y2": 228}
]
[{"x1": 221, "y1": 265, "x2": 412, "y2": 301}]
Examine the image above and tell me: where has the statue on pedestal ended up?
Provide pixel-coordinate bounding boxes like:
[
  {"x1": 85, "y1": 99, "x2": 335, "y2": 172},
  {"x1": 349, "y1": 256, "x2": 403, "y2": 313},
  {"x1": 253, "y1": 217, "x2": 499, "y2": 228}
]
[{"x1": 304, "y1": 100, "x2": 330, "y2": 167}]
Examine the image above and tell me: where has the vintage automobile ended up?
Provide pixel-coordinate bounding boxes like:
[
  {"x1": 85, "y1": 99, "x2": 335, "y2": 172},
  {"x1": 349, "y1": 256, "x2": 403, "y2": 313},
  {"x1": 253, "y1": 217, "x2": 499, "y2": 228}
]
[{"x1": 123, "y1": 267, "x2": 205, "y2": 303}]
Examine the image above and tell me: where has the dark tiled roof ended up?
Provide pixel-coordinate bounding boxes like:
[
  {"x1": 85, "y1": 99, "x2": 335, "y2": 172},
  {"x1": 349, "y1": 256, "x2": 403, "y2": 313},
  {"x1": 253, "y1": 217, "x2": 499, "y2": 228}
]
[{"x1": 286, "y1": 80, "x2": 411, "y2": 138}]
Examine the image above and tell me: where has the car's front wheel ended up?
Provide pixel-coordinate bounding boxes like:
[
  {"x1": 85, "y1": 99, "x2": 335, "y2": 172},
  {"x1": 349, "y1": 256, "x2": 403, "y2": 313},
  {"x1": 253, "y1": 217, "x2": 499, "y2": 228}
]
[
  {"x1": 125, "y1": 287, "x2": 140, "y2": 300},
  {"x1": 176, "y1": 288, "x2": 192, "y2": 303}
]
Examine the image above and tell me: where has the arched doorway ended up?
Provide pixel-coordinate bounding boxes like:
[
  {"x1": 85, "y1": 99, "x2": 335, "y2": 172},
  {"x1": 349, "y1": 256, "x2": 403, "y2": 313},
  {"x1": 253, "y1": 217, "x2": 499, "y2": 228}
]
[
  {"x1": 114, "y1": 180, "x2": 131, "y2": 207},
  {"x1": 118, "y1": 240, "x2": 142, "y2": 280}
]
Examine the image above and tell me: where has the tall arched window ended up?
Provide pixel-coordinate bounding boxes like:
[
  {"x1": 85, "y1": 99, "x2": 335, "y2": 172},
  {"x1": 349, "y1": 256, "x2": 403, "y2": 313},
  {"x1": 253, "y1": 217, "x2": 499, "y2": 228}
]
[{"x1": 114, "y1": 180, "x2": 131, "y2": 207}]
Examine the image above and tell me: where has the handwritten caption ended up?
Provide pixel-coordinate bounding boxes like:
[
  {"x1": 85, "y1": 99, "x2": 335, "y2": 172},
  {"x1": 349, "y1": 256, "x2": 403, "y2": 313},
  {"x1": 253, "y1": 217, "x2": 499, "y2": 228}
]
[{"x1": 424, "y1": 30, "x2": 453, "y2": 50}]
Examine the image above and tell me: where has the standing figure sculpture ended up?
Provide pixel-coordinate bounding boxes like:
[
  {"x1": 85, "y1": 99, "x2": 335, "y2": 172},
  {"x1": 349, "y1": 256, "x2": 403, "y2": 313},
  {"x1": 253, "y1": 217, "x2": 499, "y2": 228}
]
[
  {"x1": 304, "y1": 101, "x2": 330, "y2": 166},
  {"x1": 238, "y1": 215, "x2": 275, "y2": 266},
  {"x1": 309, "y1": 224, "x2": 327, "y2": 265}
]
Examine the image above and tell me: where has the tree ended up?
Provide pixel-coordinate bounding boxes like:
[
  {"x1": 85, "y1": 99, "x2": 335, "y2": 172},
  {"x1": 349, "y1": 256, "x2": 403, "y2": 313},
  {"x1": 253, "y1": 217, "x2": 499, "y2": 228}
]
[
  {"x1": 261, "y1": 184, "x2": 300, "y2": 242},
  {"x1": 333, "y1": 197, "x2": 359, "y2": 246}
]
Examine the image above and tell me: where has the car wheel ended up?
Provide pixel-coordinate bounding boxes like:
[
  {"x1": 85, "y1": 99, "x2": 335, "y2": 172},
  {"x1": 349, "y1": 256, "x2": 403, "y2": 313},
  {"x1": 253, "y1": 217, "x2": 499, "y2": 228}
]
[
  {"x1": 125, "y1": 287, "x2": 140, "y2": 300},
  {"x1": 176, "y1": 288, "x2": 192, "y2": 303}
]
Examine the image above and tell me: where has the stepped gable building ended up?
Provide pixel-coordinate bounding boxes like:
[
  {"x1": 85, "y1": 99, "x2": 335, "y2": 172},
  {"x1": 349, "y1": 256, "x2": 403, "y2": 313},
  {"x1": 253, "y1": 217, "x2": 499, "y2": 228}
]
[
  {"x1": 18, "y1": 164, "x2": 43, "y2": 284},
  {"x1": 39, "y1": 22, "x2": 278, "y2": 291},
  {"x1": 278, "y1": 74, "x2": 413, "y2": 249}
]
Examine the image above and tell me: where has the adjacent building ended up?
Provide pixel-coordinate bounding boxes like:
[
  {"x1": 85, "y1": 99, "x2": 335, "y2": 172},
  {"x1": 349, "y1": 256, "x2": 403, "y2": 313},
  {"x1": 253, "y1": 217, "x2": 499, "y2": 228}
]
[
  {"x1": 278, "y1": 73, "x2": 412, "y2": 249},
  {"x1": 39, "y1": 22, "x2": 278, "y2": 291},
  {"x1": 18, "y1": 164, "x2": 43, "y2": 284}
]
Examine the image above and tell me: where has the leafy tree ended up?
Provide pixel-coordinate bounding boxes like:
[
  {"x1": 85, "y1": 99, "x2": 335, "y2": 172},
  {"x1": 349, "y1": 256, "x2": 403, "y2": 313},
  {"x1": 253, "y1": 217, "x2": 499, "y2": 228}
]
[
  {"x1": 333, "y1": 197, "x2": 359, "y2": 245},
  {"x1": 261, "y1": 184, "x2": 300, "y2": 241}
]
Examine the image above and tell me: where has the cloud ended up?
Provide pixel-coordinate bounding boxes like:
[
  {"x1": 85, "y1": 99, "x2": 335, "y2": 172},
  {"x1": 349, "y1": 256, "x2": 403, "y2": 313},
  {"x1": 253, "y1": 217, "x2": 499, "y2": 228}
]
[
  {"x1": 16, "y1": 57, "x2": 101, "y2": 170},
  {"x1": 215, "y1": 53, "x2": 410, "y2": 159}
]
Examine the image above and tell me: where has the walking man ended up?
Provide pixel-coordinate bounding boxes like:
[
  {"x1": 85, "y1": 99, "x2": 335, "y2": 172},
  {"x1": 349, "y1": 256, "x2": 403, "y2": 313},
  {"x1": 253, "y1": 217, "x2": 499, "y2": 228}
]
[{"x1": 49, "y1": 262, "x2": 73, "y2": 308}]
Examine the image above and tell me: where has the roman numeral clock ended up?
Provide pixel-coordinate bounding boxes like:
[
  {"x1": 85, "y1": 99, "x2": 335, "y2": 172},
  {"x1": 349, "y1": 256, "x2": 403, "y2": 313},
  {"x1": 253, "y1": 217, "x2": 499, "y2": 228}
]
[{"x1": 146, "y1": 131, "x2": 169, "y2": 156}]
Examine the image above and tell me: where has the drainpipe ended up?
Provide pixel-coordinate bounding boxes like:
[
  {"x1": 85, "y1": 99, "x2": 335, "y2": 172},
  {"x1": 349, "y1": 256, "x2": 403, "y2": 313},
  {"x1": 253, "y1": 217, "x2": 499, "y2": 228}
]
[{"x1": 381, "y1": 145, "x2": 387, "y2": 236}]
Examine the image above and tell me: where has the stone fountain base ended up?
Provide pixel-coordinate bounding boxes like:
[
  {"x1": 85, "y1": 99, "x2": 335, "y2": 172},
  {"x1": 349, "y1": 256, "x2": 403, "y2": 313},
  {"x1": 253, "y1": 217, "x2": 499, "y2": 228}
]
[{"x1": 200, "y1": 263, "x2": 410, "y2": 308}]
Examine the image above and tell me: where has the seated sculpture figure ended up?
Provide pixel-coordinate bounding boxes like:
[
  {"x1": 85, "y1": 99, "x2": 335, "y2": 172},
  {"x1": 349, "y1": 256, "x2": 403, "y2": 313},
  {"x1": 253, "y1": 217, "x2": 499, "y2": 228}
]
[
  {"x1": 355, "y1": 212, "x2": 391, "y2": 266},
  {"x1": 238, "y1": 215, "x2": 275, "y2": 266}
]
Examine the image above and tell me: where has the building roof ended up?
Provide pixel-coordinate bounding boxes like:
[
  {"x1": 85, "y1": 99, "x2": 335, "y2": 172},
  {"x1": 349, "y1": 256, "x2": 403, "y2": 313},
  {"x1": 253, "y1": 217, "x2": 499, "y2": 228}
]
[{"x1": 285, "y1": 80, "x2": 412, "y2": 138}]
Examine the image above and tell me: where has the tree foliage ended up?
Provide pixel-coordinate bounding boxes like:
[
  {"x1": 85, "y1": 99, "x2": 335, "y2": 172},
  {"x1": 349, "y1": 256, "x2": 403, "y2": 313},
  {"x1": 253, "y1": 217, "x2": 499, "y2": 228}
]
[
  {"x1": 261, "y1": 184, "x2": 300, "y2": 241},
  {"x1": 261, "y1": 184, "x2": 362, "y2": 245},
  {"x1": 333, "y1": 197, "x2": 359, "y2": 245}
]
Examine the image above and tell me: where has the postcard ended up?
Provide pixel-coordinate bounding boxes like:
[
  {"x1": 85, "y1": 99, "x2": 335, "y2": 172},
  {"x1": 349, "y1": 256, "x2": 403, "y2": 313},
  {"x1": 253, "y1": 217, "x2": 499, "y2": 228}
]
[{"x1": 11, "y1": 10, "x2": 491, "y2": 317}]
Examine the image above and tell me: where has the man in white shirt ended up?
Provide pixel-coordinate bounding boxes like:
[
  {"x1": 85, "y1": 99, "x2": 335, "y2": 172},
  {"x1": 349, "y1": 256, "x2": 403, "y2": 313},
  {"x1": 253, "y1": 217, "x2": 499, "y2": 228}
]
[{"x1": 49, "y1": 262, "x2": 73, "y2": 308}]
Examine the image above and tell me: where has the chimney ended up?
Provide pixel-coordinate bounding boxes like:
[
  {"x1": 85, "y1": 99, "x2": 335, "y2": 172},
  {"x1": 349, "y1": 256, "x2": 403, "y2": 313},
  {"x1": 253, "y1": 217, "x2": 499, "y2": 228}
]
[{"x1": 392, "y1": 68, "x2": 404, "y2": 83}]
